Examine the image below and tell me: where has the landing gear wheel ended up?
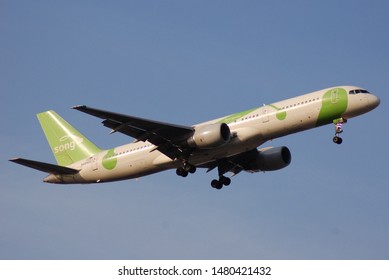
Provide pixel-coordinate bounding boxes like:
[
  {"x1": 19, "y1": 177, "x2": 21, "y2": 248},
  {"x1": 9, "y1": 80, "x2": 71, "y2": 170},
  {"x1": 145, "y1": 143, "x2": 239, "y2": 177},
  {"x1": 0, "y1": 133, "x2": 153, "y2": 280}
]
[
  {"x1": 219, "y1": 176, "x2": 231, "y2": 186},
  {"x1": 176, "y1": 167, "x2": 188, "y2": 177},
  {"x1": 211, "y1": 179, "x2": 223, "y2": 189},
  {"x1": 188, "y1": 165, "x2": 196, "y2": 174},
  {"x1": 333, "y1": 136, "x2": 343, "y2": 144},
  {"x1": 183, "y1": 163, "x2": 196, "y2": 174}
]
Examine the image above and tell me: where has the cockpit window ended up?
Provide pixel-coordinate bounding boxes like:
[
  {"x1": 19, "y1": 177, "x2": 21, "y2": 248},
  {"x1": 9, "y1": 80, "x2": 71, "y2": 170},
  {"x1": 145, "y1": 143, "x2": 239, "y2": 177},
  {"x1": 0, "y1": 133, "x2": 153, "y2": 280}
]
[{"x1": 349, "y1": 89, "x2": 370, "y2": 94}]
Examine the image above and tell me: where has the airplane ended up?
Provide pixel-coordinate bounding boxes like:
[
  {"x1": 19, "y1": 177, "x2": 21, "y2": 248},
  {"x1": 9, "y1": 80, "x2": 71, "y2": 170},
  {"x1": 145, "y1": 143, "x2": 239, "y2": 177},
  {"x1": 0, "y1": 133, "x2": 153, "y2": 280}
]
[{"x1": 10, "y1": 86, "x2": 380, "y2": 189}]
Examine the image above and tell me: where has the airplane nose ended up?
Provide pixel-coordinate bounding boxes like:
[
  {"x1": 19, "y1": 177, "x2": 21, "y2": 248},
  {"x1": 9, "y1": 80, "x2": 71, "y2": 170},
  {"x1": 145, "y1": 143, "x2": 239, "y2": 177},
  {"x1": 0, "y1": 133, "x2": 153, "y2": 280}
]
[{"x1": 368, "y1": 94, "x2": 381, "y2": 110}]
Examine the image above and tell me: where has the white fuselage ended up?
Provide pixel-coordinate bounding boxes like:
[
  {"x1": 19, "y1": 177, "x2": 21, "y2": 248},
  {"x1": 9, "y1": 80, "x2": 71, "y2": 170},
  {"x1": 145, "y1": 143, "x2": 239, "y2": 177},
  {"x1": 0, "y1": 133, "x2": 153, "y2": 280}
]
[{"x1": 45, "y1": 86, "x2": 380, "y2": 184}]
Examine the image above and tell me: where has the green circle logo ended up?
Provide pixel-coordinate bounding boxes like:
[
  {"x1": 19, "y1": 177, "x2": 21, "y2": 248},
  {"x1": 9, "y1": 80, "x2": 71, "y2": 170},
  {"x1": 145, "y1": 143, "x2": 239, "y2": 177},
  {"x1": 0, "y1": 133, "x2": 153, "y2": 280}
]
[
  {"x1": 276, "y1": 111, "x2": 287, "y2": 120},
  {"x1": 102, "y1": 149, "x2": 117, "y2": 170}
]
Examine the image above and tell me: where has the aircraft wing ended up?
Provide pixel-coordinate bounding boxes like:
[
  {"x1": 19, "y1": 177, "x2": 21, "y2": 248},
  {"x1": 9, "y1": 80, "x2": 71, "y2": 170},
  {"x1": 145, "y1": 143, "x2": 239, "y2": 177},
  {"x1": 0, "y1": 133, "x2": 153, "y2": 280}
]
[
  {"x1": 9, "y1": 158, "x2": 79, "y2": 175},
  {"x1": 73, "y1": 105, "x2": 194, "y2": 159}
]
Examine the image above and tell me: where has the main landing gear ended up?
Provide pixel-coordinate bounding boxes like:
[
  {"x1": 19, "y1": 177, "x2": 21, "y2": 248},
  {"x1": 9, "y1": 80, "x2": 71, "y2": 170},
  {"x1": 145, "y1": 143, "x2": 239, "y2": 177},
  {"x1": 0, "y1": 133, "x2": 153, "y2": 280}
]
[
  {"x1": 210, "y1": 162, "x2": 232, "y2": 189},
  {"x1": 211, "y1": 175, "x2": 231, "y2": 189},
  {"x1": 176, "y1": 162, "x2": 196, "y2": 178},
  {"x1": 176, "y1": 161, "x2": 231, "y2": 190},
  {"x1": 332, "y1": 118, "x2": 347, "y2": 145}
]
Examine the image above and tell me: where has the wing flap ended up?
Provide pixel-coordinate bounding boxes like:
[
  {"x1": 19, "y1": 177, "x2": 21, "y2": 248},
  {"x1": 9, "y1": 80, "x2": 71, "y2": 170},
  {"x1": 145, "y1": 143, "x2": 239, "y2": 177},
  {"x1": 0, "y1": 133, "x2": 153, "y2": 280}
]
[{"x1": 9, "y1": 158, "x2": 79, "y2": 175}]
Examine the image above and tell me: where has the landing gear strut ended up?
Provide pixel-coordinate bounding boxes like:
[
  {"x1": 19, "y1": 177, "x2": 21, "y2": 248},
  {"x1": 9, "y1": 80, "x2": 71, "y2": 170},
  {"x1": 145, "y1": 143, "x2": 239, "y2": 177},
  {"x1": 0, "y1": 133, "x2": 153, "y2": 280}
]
[{"x1": 333, "y1": 118, "x2": 347, "y2": 145}]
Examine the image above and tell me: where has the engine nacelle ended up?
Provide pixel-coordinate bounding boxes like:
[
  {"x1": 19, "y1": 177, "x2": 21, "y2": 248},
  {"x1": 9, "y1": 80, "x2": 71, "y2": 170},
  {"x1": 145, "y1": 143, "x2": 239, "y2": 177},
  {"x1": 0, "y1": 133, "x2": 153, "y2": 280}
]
[
  {"x1": 187, "y1": 123, "x2": 231, "y2": 149},
  {"x1": 247, "y1": 146, "x2": 292, "y2": 172}
]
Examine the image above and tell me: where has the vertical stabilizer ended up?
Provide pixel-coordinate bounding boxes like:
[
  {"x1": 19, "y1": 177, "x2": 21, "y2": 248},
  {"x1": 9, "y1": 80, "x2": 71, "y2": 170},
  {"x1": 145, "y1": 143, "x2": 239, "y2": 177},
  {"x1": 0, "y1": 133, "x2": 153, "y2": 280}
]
[{"x1": 37, "y1": 110, "x2": 101, "y2": 166}]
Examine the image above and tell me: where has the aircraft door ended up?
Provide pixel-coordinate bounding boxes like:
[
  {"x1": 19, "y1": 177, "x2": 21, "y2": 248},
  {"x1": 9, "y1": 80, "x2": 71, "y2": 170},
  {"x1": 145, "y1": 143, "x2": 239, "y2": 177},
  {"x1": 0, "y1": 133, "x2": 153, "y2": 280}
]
[
  {"x1": 261, "y1": 106, "x2": 269, "y2": 123},
  {"x1": 92, "y1": 156, "x2": 98, "y2": 171}
]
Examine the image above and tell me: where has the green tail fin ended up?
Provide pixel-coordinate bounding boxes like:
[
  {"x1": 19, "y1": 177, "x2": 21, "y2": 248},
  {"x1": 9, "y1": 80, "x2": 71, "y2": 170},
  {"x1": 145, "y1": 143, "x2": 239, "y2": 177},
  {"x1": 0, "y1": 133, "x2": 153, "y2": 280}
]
[{"x1": 37, "y1": 110, "x2": 101, "y2": 166}]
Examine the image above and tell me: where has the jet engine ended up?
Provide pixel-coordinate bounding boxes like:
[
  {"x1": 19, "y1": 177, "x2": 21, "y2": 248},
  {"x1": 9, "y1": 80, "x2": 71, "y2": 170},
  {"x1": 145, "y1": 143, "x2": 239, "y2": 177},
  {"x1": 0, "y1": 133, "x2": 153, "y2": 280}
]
[
  {"x1": 187, "y1": 123, "x2": 231, "y2": 149},
  {"x1": 244, "y1": 146, "x2": 292, "y2": 172}
]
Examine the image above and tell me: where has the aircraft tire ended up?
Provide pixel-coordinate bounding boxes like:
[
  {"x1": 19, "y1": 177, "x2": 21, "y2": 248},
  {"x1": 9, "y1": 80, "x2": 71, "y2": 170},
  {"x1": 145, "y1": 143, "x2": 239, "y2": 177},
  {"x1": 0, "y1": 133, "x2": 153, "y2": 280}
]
[
  {"x1": 333, "y1": 136, "x2": 343, "y2": 144},
  {"x1": 176, "y1": 167, "x2": 188, "y2": 177},
  {"x1": 220, "y1": 176, "x2": 231, "y2": 186},
  {"x1": 211, "y1": 179, "x2": 223, "y2": 189},
  {"x1": 188, "y1": 165, "x2": 196, "y2": 174}
]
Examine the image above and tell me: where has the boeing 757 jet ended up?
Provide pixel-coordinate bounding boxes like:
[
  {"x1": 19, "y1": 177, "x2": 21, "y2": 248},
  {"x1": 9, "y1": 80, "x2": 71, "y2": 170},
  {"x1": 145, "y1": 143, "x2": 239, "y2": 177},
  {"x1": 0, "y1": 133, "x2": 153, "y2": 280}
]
[{"x1": 10, "y1": 86, "x2": 380, "y2": 189}]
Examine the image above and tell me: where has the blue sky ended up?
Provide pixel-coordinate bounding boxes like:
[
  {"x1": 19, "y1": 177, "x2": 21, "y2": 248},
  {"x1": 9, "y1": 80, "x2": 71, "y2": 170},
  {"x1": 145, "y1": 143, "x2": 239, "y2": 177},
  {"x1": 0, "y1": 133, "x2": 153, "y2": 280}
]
[{"x1": 1, "y1": 0, "x2": 388, "y2": 259}]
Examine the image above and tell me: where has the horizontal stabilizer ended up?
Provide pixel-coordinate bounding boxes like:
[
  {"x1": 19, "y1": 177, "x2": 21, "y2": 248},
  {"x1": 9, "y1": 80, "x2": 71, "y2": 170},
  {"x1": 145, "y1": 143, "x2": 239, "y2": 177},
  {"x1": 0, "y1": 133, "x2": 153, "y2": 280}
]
[{"x1": 9, "y1": 158, "x2": 79, "y2": 175}]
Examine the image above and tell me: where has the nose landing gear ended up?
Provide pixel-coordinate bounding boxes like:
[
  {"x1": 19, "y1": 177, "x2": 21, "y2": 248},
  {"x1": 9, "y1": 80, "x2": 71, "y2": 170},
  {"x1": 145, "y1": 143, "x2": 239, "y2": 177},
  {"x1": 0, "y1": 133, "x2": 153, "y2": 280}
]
[{"x1": 333, "y1": 118, "x2": 347, "y2": 144}]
